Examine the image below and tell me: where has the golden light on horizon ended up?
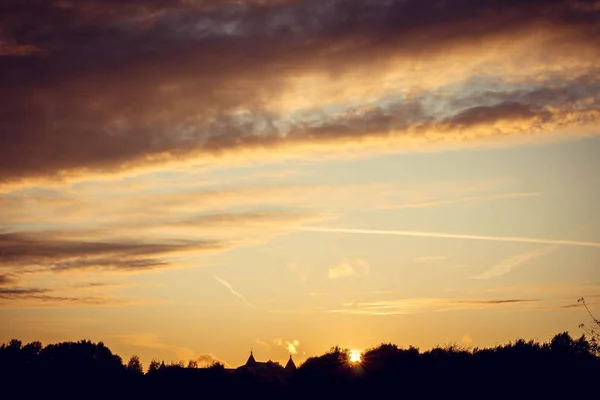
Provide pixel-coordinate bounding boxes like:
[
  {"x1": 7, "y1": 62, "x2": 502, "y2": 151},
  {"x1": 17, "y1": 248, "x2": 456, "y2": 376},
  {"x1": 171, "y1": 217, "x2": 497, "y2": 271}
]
[{"x1": 350, "y1": 350, "x2": 362, "y2": 363}]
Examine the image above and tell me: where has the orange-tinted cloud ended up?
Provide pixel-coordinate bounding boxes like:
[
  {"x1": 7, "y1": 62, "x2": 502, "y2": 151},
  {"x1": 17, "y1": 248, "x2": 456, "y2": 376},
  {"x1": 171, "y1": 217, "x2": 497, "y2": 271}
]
[
  {"x1": 272, "y1": 338, "x2": 300, "y2": 355},
  {"x1": 326, "y1": 297, "x2": 542, "y2": 316},
  {"x1": 0, "y1": 285, "x2": 156, "y2": 308},
  {"x1": 328, "y1": 258, "x2": 370, "y2": 279},
  {"x1": 0, "y1": 274, "x2": 14, "y2": 286},
  {"x1": 0, "y1": 0, "x2": 599, "y2": 183}
]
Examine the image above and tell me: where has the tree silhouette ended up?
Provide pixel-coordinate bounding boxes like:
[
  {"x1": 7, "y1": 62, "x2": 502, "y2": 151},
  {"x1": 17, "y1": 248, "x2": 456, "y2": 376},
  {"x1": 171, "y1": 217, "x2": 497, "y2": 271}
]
[
  {"x1": 126, "y1": 354, "x2": 143, "y2": 374},
  {"x1": 147, "y1": 358, "x2": 161, "y2": 374},
  {"x1": 207, "y1": 361, "x2": 225, "y2": 370},
  {"x1": 0, "y1": 333, "x2": 598, "y2": 400},
  {"x1": 362, "y1": 342, "x2": 419, "y2": 374},
  {"x1": 8, "y1": 338, "x2": 22, "y2": 350},
  {"x1": 578, "y1": 297, "x2": 600, "y2": 354}
]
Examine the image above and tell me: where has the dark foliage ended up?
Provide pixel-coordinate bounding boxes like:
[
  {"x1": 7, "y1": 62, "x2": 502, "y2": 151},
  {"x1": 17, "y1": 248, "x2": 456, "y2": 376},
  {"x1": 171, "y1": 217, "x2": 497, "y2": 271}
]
[
  {"x1": 578, "y1": 297, "x2": 600, "y2": 354},
  {"x1": 1, "y1": 332, "x2": 598, "y2": 400}
]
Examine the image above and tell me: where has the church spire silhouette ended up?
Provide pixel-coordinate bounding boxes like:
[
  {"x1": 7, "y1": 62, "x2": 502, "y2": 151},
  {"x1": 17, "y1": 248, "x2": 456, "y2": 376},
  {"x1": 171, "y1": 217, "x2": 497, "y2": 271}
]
[
  {"x1": 246, "y1": 350, "x2": 257, "y2": 366},
  {"x1": 285, "y1": 354, "x2": 296, "y2": 371}
]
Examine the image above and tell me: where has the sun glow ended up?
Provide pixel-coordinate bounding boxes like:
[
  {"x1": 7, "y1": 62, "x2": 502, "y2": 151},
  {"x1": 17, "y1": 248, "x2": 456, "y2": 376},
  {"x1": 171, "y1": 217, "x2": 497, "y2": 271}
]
[{"x1": 350, "y1": 350, "x2": 362, "y2": 363}]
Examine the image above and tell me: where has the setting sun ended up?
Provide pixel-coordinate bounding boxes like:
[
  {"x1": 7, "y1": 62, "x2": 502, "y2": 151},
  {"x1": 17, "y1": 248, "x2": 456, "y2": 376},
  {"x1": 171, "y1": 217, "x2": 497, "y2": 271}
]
[{"x1": 350, "y1": 350, "x2": 362, "y2": 363}]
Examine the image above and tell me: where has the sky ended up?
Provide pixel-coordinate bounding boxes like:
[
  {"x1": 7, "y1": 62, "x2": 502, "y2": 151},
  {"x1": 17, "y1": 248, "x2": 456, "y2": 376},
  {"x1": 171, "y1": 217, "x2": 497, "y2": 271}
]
[{"x1": 1, "y1": 0, "x2": 599, "y2": 369}]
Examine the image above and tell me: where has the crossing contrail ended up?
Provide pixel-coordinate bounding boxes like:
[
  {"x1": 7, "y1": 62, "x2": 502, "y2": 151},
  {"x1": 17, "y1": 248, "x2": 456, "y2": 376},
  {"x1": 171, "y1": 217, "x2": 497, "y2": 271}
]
[{"x1": 295, "y1": 227, "x2": 600, "y2": 248}]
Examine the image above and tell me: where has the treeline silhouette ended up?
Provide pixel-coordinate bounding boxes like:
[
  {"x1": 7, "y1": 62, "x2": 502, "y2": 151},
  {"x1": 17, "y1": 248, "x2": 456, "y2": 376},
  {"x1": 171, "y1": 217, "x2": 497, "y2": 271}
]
[{"x1": 1, "y1": 332, "x2": 598, "y2": 400}]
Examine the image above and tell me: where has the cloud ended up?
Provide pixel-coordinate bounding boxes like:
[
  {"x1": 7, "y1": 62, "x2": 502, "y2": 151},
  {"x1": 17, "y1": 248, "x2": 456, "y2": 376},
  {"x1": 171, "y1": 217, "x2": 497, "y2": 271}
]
[
  {"x1": 326, "y1": 297, "x2": 541, "y2": 316},
  {"x1": 0, "y1": 274, "x2": 14, "y2": 286},
  {"x1": 157, "y1": 212, "x2": 331, "y2": 236},
  {"x1": 1, "y1": 180, "x2": 502, "y2": 224},
  {"x1": 194, "y1": 354, "x2": 230, "y2": 368},
  {"x1": 72, "y1": 282, "x2": 129, "y2": 290},
  {"x1": 272, "y1": 338, "x2": 300, "y2": 355},
  {"x1": 471, "y1": 246, "x2": 556, "y2": 279},
  {"x1": 2, "y1": 0, "x2": 599, "y2": 315},
  {"x1": 0, "y1": 0, "x2": 599, "y2": 183},
  {"x1": 255, "y1": 339, "x2": 271, "y2": 351},
  {"x1": 0, "y1": 287, "x2": 49, "y2": 299},
  {"x1": 213, "y1": 275, "x2": 253, "y2": 308},
  {"x1": 1, "y1": 181, "x2": 424, "y2": 306},
  {"x1": 297, "y1": 227, "x2": 600, "y2": 248},
  {"x1": 0, "y1": 229, "x2": 227, "y2": 308},
  {"x1": 0, "y1": 41, "x2": 42, "y2": 56},
  {"x1": 0, "y1": 285, "x2": 155, "y2": 308},
  {"x1": 0, "y1": 231, "x2": 225, "y2": 274},
  {"x1": 501, "y1": 284, "x2": 600, "y2": 297},
  {"x1": 386, "y1": 192, "x2": 540, "y2": 210},
  {"x1": 328, "y1": 258, "x2": 370, "y2": 279},
  {"x1": 286, "y1": 340, "x2": 299, "y2": 355},
  {"x1": 174, "y1": 212, "x2": 323, "y2": 227}
]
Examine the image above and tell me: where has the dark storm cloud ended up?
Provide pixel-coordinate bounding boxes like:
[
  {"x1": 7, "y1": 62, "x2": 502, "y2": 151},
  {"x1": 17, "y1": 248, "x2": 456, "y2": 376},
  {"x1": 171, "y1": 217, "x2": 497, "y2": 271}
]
[
  {"x1": 1, "y1": 0, "x2": 599, "y2": 182},
  {"x1": 0, "y1": 231, "x2": 226, "y2": 273}
]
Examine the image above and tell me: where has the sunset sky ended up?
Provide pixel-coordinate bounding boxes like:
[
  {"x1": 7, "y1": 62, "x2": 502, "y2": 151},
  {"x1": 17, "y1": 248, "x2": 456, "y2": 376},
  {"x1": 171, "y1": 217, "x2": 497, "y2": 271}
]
[{"x1": 1, "y1": 0, "x2": 599, "y2": 369}]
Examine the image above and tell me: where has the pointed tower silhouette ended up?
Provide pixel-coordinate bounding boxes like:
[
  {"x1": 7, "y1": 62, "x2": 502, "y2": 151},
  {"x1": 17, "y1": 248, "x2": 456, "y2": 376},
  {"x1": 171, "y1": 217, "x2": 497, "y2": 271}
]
[
  {"x1": 285, "y1": 354, "x2": 296, "y2": 371},
  {"x1": 245, "y1": 350, "x2": 257, "y2": 367}
]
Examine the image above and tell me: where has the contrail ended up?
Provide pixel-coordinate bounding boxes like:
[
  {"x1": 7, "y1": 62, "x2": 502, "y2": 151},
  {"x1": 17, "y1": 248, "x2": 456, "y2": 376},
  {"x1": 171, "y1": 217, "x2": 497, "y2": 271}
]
[
  {"x1": 471, "y1": 245, "x2": 557, "y2": 280},
  {"x1": 296, "y1": 227, "x2": 600, "y2": 248},
  {"x1": 213, "y1": 275, "x2": 253, "y2": 309}
]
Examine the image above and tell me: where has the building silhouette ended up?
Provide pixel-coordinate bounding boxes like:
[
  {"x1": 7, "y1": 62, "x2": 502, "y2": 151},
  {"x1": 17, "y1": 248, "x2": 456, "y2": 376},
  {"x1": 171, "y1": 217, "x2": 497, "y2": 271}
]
[
  {"x1": 285, "y1": 354, "x2": 296, "y2": 371},
  {"x1": 235, "y1": 351, "x2": 296, "y2": 378}
]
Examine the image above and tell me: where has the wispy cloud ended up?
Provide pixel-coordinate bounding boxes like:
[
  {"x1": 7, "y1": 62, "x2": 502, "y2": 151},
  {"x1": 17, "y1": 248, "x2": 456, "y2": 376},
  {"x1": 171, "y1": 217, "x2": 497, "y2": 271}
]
[
  {"x1": 482, "y1": 283, "x2": 600, "y2": 300},
  {"x1": 328, "y1": 258, "x2": 370, "y2": 279},
  {"x1": 255, "y1": 339, "x2": 271, "y2": 351},
  {"x1": 386, "y1": 192, "x2": 540, "y2": 210},
  {"x1": 326, "y1": 297, "x2": 541, "y2": 316},
  {"x1": 0, "y1": 39, "x2": 42, "y2": 56},
  {"x1": 298, "y1": 227, "x2": 600, "y2": 248},
  {"x1": 0, "y1": 286, "x2": 162, "y2": 309},
  {"x1": 213, "y1": 275, "x2": 253, "y2": 309},
  {"x1": 472, "y1": 246, "x2": 556, "y2": 279}
]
